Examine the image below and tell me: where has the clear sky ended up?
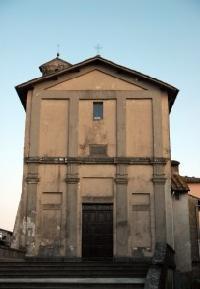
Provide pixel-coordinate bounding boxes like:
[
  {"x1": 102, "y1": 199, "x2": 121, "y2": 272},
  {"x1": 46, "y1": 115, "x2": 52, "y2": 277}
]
[{"x1": 0, "y1": 0, "x2": 199, "y2": 230}]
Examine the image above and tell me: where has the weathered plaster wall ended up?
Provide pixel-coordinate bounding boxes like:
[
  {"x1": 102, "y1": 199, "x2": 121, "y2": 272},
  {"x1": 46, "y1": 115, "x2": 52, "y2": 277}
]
[
  {"x1": 79, "y1": 100, "x2": 116, "y2": 156},
  {"x1": 79, "y1": 165, "x2": 115, "y2": 197},
  {"x1": 172, "y1": 194, "x2": 192, "y2": 272},
  {"x1": 131, "y1": 194, "x2": 151, "y2": 249},
  {"x1": 188, "y1": 195, "x2": 200, "y2": 262},
  {"x1": 161, "y1": 92, "x2": 170, "y2": 158},
  {"x1": 48, "y1": 70, "x2": 144, "y2": 91},
  {"x1": 127, "y1": 165, "x2": 154, "y2": 256},
  {"x1": 126, "y1": 99, "x2": 153, "y2": 157},
  {"x1": 164, "y1": 161, "x2": 174, "y2": 248},
  {"x1": 128, "y1": 166, "x2": 153, "y2": 193},
  {"x1": 39, "y1": 100, "x2": 68, "y2": 156},
  {"x1": 36, "y1": 165, "x2": 67, "y2": 256},
  {"x1": 188, "y1": 184, "x2": 200, "y2": 199}
]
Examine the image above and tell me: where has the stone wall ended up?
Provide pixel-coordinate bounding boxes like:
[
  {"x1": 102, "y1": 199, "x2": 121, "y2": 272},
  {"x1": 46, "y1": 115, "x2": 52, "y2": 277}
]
[{"x1": 188, "y1": 195, "x2": 200, "y2": 262}]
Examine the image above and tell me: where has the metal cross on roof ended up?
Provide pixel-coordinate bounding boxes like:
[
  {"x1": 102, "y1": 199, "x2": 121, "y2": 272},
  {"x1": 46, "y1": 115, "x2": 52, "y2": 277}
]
[
  {"x1": 94, "y1": 43, "x2": 103, "y2": 55},
  {"x1": 57, "y1": 44, "x2": 60, "y2": 58}
]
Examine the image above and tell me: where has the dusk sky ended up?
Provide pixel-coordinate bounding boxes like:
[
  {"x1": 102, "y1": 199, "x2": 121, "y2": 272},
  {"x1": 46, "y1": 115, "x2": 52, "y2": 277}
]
[{"x1": 0, "y1": 0, "x2": 199, "y2": 230}]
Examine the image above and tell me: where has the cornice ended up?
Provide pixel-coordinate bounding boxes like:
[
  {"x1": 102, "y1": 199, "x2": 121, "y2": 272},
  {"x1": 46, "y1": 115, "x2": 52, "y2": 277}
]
[
  {"x1": 25, "y1": 156, "x2": 168, "y2": 165},
  {"x1": 25, "y1": 173, "x2": 40, "y2": 184}
]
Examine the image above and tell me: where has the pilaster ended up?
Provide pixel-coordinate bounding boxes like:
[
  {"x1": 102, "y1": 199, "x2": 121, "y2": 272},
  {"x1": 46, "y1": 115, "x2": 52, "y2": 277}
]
[
  {"x1": 152, "y1": 165, "x2": 167, "y2": 243},
  {"x1": 25, "y1": 164, "x2": 39, "y2": 255},
  {"x1": 152, "y1": 91, "x2": 167, "y2": 243},
  {"x1": 115, "y1": 95, "x2": 128, "y2": 256},
  {"x1": 66, "y1": 95, "x2": 79, "y2": 257}
]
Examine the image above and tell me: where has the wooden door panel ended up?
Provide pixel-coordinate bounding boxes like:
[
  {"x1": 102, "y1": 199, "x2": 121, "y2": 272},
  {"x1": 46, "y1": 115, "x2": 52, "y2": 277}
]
[{"x1": 82, "y1": 203, "x2": 113, "y2": 258}]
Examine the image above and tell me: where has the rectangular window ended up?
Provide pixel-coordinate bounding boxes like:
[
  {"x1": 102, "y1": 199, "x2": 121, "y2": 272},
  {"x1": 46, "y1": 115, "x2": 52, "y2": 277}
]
[{"x1": 93, "y1": 102, "x2": 103, "y2": 120}]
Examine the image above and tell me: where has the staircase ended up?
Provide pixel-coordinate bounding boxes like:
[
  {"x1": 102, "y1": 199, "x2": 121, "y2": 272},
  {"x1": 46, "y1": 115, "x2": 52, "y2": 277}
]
[{"x1": 0, "y1": 259, "x2": 150, "y2": 288}]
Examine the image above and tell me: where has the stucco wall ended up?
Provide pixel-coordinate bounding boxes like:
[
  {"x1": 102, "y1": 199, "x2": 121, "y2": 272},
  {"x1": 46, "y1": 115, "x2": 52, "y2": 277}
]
[
  {"x1": 172, "y1": 194, "x2": 192, "y2": 272},
  {"x1": 127, "y1": 165, "x2": 154, "y2": 256},
  {"x1": 126, "y1": 99, "x2": 153, "y2": 157},
  {"x1": 188, "y1": 183, "x2": 200, "y2": 199},
  {"x1": 48, "y1": 69, "x2": 144, "y2": 91},
  {"x1": 161, "y1": 91, "x2": 170, "y2": 158},
  {"x1": 36, "y1": 165, "x2": 67, "y2": 256},
  {"x1": 39, "y1": 100, "x2": 68, "y2": 156},
  {"x1": 188, "y1": 195, "x2": 200, "y2": 262},
  {"x1": 79, "y1": 100, "x2": 116, "y2": 156}
]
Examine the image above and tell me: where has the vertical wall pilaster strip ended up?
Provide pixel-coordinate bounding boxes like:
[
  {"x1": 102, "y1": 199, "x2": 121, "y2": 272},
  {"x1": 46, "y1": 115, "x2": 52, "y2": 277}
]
[
  {"x1": 30, "y1": 91, "x2": 41, "y2": 156},
  {"x1": 66, "y1": 96, "x2": 79, "y2": 257},
  {"x1": 25, "y1": 164, "x2": 39, "y2": 256},
  {"x1": 115, "y1": 95, "x2": 128, "y2": 257},
  {"x1": 116, "y1": 94, "x2": 126, "y2": 156},
  {"x1": 68, "y1": 96, "x2": 79, "y2": 156},
  {"x1": 152, "y1": 91, "x2": 166, "y2": 242},
  {"x1": 25, "y1": 90, "x2": 40, "y2": 255}
]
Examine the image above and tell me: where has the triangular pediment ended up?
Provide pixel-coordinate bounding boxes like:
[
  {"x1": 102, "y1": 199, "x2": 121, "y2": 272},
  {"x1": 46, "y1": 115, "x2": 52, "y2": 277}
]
[
  {"x1": 47, "y1": 69, "x2": 144, "y2": 91},
  {"x1": 16, "y1": 55, "x2": 178, "y2": 110}
]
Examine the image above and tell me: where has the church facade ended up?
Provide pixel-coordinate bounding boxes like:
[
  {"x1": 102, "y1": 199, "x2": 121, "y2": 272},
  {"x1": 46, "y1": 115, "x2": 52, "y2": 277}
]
[{"x1": 13, "y1": 55, "x2": 191, "y2": 272}]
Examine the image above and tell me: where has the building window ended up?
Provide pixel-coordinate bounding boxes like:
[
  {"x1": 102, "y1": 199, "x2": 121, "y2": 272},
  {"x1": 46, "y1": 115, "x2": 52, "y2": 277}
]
[{"x1": 93, "y1": 102, "x2": 103, "y2": 120}]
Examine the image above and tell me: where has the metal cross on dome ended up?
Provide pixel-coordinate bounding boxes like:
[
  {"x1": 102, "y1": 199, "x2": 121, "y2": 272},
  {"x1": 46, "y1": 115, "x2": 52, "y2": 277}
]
[{"x1": 94, "y1": 43, "x2": 103, "y2": 55}]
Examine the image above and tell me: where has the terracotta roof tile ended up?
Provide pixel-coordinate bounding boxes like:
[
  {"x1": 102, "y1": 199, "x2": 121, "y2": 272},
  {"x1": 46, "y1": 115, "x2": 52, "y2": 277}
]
[
  {"x1": 184, "y1": 176, "x2": 200, "y2": 183},
  {"x1": 171, "y1": 174, "x2": 189, "y2": 192}
]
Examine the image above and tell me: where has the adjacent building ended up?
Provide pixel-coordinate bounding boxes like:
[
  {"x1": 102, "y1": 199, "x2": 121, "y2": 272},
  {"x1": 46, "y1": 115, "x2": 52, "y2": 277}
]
[{"x1": 185, "y1": 177, "x2": 200, "y2": 268}]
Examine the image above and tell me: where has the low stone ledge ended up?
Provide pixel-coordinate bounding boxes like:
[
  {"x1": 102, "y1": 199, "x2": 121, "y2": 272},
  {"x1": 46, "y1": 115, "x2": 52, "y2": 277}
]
[
  {"x1": 144, "y1": 267, "x2": 161, "y2": 289},
  {"x1": 0, "y1": 246, "x2": 25, "y2": 260},
  {"x1": 144, "y1": 243, "x2": 175, "y2": 289},
  {"x1": 0, "y1": 277, "x2": 145, "y2": 284}
]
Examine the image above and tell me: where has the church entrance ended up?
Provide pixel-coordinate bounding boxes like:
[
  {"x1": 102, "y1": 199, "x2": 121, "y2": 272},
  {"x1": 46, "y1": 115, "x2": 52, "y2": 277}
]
[{"x1": 82, "y1": 203, "x2": 113, "y2": 258}]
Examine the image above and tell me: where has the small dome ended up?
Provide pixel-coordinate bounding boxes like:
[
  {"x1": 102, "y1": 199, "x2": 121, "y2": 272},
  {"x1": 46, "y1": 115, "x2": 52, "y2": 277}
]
[{"x1": 39, "y1": 57, "x2": 72, "y2": 76}]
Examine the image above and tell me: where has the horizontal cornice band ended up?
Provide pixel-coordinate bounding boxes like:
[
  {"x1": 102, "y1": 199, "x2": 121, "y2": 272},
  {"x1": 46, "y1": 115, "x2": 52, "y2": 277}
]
[{"x1": 24, "y1": 156, "x2": 168, "y2": 165}]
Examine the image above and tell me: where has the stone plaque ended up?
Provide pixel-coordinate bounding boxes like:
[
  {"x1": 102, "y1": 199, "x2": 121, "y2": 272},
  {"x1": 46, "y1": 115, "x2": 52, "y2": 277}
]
[{"x1": 89, "y1": 144, "x2": 107, "y2": 156}]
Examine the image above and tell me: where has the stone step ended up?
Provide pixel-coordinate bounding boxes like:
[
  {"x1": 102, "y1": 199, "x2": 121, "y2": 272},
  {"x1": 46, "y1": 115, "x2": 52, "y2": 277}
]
[
  {"x1": 0, "y1": 268, "x2": 147, "y2": 273},
  {"x1": 0, "y1": 261, "x2": 149, "y2": 271},
  {"x1": 0, "y1": 261, "x2": 149, "y2": 288},
  {"x1": 0, "y1": 265, "x2": 149, "y2": 271},
  {"x1": 0, "y1": 277, "x2": 145, "y2": 289},
  {"x1": 0, "y1": 272, "x2": 148, "y2": 277},
  {"x1": 0, "y1": 261, "x2": 150, "y2": 267},
  {"x1": 0, "y1": 268, "x2": 148, "y2": 278},
  {"x1": 0, "y1": 274, "x2": 146, "y2": 279}
]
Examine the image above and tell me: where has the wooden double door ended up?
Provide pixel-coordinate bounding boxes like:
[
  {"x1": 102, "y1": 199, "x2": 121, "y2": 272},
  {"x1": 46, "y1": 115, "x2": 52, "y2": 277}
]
[{"x1": 82, "y1": 203, "x2": 113, "y2": 258}]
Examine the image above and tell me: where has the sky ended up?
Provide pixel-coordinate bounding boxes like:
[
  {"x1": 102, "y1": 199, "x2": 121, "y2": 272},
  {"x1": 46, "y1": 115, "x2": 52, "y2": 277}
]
[{"x1": 0, "y1": 0, "x2": 199, "y2": 230}]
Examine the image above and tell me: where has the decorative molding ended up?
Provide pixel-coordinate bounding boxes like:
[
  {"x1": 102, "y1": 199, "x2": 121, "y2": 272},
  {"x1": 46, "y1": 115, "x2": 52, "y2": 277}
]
[
  {"x1": 42, "y1": 204, "x2": 61, "y2": 210},
  {"x1": 115, "y1": 173, "x2": 128, "y2": 184},
  {"x1": 152, "y1": 175, "x2": 167, "y2": 184},
  {"x1": 25, "y1": 157, "x2": 66, "y2": 164},
  {"x1": 25, "y1": 173, "x2": 39, "y2": 184},
  {"x1": 25, "y1": 156, "x2": 168, "y2": 165},
  {"x1": 132, "y1": 204, "x2": 150, "y2": 211},
  {"x1": 82, "y1": 196, "x2": 113, "y2": 203},
  {"x1": 65, "y1": 174, "x2": 80, "y2": 184}
]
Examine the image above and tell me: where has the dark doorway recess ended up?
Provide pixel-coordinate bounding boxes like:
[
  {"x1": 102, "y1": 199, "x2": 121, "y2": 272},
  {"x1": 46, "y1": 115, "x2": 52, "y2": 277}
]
[{"x1": 82, "y1": 203, "x2": 113, "y2": 259}]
